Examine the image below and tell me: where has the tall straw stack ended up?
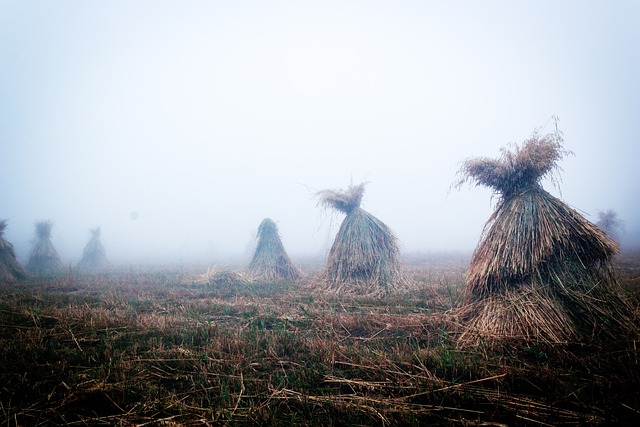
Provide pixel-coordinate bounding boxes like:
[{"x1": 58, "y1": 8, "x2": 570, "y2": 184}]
[
  {"x1": 77, "y1": 227, "x2": 109, "y2": 271},
  {"x1": 26, "y1": 220, "x2": 64, "y2": 276},
  {"x1": 316, "y1": 183, "x2": 404, "y2": 296},
  {"x1": 248, "y1": 218, "x2": 301, "y2": 282},
  {"x1": 455, "y1": 125, "x2": 636, "y2": 346},
  {"x1": 0, "y1": 220, "x2": 28, "y2": 283}
]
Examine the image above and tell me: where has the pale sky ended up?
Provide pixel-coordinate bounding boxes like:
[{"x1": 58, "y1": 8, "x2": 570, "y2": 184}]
[{"x1": 1, "y1": 1, "x2": 639, "y2": 264}]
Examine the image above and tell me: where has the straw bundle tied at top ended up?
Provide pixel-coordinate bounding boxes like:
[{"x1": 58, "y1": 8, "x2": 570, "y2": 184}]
[
  {"x1": 248, "y1": 218, "x2": 300, "y2": 282},
  {"x1": 27, "y1": 220, "x2": 63, "y2": 275},
  {"x1": 317, "y1": 182, "x2": 366, "y2": 214},
  {"x1": 77, "y1": 227, "x2": 109, "y2": 270},
  {"x1": 35, "y1": 220, "x2": 53, "y2": 239},
  {"x1": 316, "y1": 183, "x2": 404, "y2": 296},
  {"x1": 455, "y1": 124, "x2": 636, "y2": 346},
  {"x1": 456, "y1": 128, "x2": 571, "y2": 198}
]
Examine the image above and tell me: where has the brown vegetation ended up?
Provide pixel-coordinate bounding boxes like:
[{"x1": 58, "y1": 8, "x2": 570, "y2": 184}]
[
  {"x1": 248, "y1": 218, "x2": 301, "y2": 282},
  {"x1": 0, "y1": 219, "x2": 28, "y2": 283},
  {"x1": 455, "y1": 126, "x2": 637, "y2": 346},
  {"x1": 0, "y1": 257, "x2": 638, "y2": 425},
  {"x1": 316, "y1": 183, "x2": 405, "y2": 296}
]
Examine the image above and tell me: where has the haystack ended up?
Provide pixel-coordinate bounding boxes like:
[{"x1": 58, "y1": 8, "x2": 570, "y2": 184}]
[
  {"x1": 316, "y1": 183, "x2": 403, "y2": 296},
  {"x1": 455, "y1": 126, "x2": 635, "y2": 346},
  {"x1": 26, "y1": 220, "x2": 64, "y2": 276},
  {"x1": 248, "y1": 218, "x2": 301, "y2": 282},
  {"x1": 77, "y1": 227, "x2": 109, "y2": 270},
  {"x1": 0, "y1": 220, "x2": 28, "y2": 283}
]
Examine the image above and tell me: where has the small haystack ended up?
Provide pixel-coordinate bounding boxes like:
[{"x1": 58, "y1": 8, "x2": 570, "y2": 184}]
[
  {"x1": 77, "y1": 227, "x2": 109, "y2": 270},
  {"x1": 455, "y1": 125, "x2": 635, "y2": 347},
  {"x1": 248, "y1": 218, "x2": 301, "y2": 282},
  {"x1": 316, "y1": 183, "x2": 404, "y2": 296},
  {"x1": 0, "y1": 220, "x2": 28, "y2": 283},
  {"x1": 193, "y1": 267, "x2": 252, "y2": 287},
  {"x1": 26, "y1": 220, "x2": 64, "y2": 276}
]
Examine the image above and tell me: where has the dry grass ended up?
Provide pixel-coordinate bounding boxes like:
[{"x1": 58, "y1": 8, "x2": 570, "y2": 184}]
[{"x1": 0, "y1": 257, "x2": 639, "y2": 426}]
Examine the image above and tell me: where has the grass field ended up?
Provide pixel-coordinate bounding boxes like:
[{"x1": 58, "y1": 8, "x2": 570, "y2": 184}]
[{"x1": 1, "y1": 252, "x2": 639, "y2": 426}]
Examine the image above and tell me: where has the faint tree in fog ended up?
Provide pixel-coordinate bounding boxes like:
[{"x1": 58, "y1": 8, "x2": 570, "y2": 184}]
[{"x1": 596, "y1": 209, "x2": 623, "y2": 242}]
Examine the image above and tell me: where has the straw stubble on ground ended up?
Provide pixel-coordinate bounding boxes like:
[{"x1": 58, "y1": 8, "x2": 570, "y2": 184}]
[{"x1": 0, "y1": 257, "x2": 638, "y2": 426}]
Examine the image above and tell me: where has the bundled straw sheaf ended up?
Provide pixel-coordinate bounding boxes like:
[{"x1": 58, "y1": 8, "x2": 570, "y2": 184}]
[
  {"x1": 35, "y1": 220, "x2": 54, "y2": 240},
  {"x1": 317, "y1": 183, "x2": 366, "y2": 214},
  {"x1": 77, "y1": 227, "x2": 109, "y2": 271},
  {"x1": 456, "y1": 128, "x2": 570, "y2": 198},
  {"x1": 467, "y1": 189, "x2": 618, "y2": 295},
  {"x1": 455, "y1": 127, "x2": 636, "y2": 347},
  {"x1": 248, "y1": 218, "x2": 301, "y2": 282},
  {"x1": 0, "y1": 219, "x2": 28, "y2": 283},
  {"x1": 316, "y1": 183, "x2": 404, "y2": 296},
  {"x1": 26, "y1": 220, "x2": 63, "y2": 276}
]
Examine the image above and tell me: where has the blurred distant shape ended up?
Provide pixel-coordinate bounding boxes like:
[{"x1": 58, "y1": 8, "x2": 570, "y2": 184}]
[
  {"x1": 596, "y1": 209, "x2": 623, "y2": 242},
  {"x1": 26, "y1": 220, "x2": 63, "y2": 276},
  {"x1": 76, "y1": 227, "x2": 109, "y2": 271},
  {"x1": 129, "y1": 211, "x2": 139, "y2": 221}
]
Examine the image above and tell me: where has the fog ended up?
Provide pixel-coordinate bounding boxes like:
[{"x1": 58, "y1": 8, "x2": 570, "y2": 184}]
[{"x1": 2, "y1": 1, "x2": 639, "y2": 265}]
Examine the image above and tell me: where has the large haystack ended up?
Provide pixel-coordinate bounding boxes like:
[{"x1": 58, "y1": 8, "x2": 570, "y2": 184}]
[
  {"x1": 248, "y1": 218, "x2": 301, "y2": 282},
  {"x1": 77, "y1": 227, "x2": 109, "y2": 270},
  {"x1": 0, "y1": 220, "x2": 28, "y2": 283},
  {"x1": 26, "y1": 220, "x2": 64, "y2": 276},
  {"x1": 316, "y1": 183, "x2": 404, "y2": 296},
  {"x1": 455, "y1": 126, "x2": 635, "y2": 346}
]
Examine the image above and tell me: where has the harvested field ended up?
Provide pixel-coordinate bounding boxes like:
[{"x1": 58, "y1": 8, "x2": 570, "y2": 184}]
[{"x1": 0, "y1": 254, "x2": 638, "y2": 426}]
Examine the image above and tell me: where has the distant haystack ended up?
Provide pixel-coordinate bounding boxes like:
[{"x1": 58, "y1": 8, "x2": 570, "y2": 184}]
[
  {"x1": 248, "y1": 218, "x2": 301, "y2": 282},
  {"x1": 77, "y1": 227, "x2": 109, "y2": 270},
  {"x1": 0, "y1": 220, "x2": 28, "y2": 283},
  {"x1": 26, "y1": 220, "x2": 63, "y2": 276},
  {"x1": 315, "y1": 183, "x2": 404, "y2": 296},
  {"x1": 455, "y1": 124, "x2": 636, "y2": 347}
]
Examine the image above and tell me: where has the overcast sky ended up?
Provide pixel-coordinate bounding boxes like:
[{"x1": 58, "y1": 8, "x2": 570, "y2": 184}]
[{"x1": 1, "y1": 0, "x2": 639, "y2": 264}]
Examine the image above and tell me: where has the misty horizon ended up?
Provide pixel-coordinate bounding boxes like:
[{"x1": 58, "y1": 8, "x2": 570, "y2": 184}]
[{"x1": 2, "y1": 1, "x2": 639, "y2": 266}]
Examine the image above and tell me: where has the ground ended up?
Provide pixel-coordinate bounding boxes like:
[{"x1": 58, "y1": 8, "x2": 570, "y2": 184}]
[{"x1": 0, "y1": 252, "x2": 639, "y2": 426}]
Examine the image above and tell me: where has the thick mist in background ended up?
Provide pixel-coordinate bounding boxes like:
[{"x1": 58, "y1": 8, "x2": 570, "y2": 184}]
[{"x1": 1, "y1": 1, "x2": 639, "y2": 265}]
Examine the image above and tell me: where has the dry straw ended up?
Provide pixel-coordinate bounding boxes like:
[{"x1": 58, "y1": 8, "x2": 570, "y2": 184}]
[
  {"x1": 248, "y1": 218, "x2": 301, "y2": 282},
  {"x1": 315, "y1": 183, "x2": 405, "y2": 296},
  {"x1": 0, "y1": 219, "x2": 28, "y2": 283},
  {"x1": 77, "y1": 227, "x2": 109, "y2": 271},
  {"x1": 26, "y1": 220, "x2": 64, "y2": 276},
  {"x1": 455, "y1": 124, "x2": 636, "y2": 347}
]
